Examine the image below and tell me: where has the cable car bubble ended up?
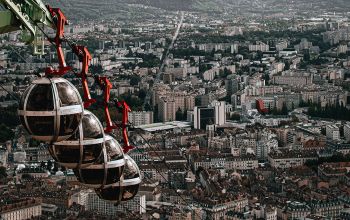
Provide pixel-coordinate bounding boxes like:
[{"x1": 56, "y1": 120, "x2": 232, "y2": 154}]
[
  {"x1": 95, "y1": 155, "x2": 141, "y2": 203},
  {"x1": 18, "y1": 77, "x2": 83, "y2": 143},
  {"x1": 73, "y1": 135, "x2": 126, "y2": 188},
  {"x1": 48, "y1": 110, "x2": 107, "y2": 169}
]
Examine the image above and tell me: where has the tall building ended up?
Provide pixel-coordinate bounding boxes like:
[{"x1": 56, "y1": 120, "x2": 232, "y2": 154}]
[
  {"x1": 225, "y1": 75, "x2": 240, "y2": 97},
  {"x1": 275, "y1": 41, "x2": 288, "y2": 51},
  {"x1": 326, "y1": 125, "x2": 340, "y2": 141},
  {"x1": 158, "y1": 98, "x2": 176, "y2": 122},
  {"x1": 145, "y1": 41, "x2": 152, "y2": 50},
  {"x1": 199, "y1": 94, "x2": 216, "y2": 107},
  {"x1": 98, "y1": 41, "x2": 105, "y2": 50},
  {"x1": 256, "y1": 141, "x2": 269, "y2": 160},
  {"x1": 194, "y1": 107, "x2": 215, "y2": 130},
  {"x1": 129, "y1": 111, "x2": 154, "y2": 126},
  {"x1": 230, "y1": 44, "x2": 239, "y2": 54},
  {"x1": 194, "y1": 102, "x2": 226, "y2": 129},
  {"x1": 344, "y1": 123, "x2": 350, "y2": 143},
  {"x1": 173, "y1": 93, "x2": 195, "y2": 112},
  {"x1": 337, "y1": 44, "x2": 348, "y2": 55},
  {"x1": 118, "y1": 40, "x2": 126, "y2": 48},
  {"x1": 213, "y1": 101, "x2": 226, "y2": 126}
]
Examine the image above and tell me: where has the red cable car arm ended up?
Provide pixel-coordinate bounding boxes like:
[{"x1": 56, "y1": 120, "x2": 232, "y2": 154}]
[
  {"x1": 43, "y1": 7, "x2": 95, "y2": 108},
  {"x1": 117, "y1": 100, "x2": 134, "y2": 153},
  {"x1": 95, "y1": 76, "x2": 134, "y2": 153},
  {"x1": 71, "y1": 45, "x2": 96, "y2": 108},
  {"x1": 45, "y1": 6, "x2": 71, "y2": 76},
  {"x1": 95, "y1": 76, "x2": 115, "y2": 131}
]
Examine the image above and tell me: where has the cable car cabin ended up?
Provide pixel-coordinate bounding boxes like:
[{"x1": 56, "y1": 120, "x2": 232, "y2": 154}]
[
  {"x1": 95, "y1": 155, "x2": 141, "y2": 203},
  {"x1": 48, "y1": 110, "x2": 108, "y2": 169},
  {"x1": 18, "y1": 77, "x2": 83, "y2": 142},
  {"x1": 73, "y1": 135, "x2": 126, "y2": 189}
]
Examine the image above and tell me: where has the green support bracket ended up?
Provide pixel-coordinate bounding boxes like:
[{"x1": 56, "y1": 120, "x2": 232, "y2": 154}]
[
  {"x1": 0, "y1": 0, "x2": 55, "y2": 55},
  {"x1": 0, "y1": 9, "x2": 21, "y2": 34}
]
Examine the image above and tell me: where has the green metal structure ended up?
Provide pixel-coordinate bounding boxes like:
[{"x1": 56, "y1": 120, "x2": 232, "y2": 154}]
[{"x1": 0, "y1": 0, "x2": 55, "y2": 55}]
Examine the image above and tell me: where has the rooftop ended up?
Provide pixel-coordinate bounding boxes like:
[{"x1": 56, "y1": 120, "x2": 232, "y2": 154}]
[{"x1": 136, "y1": 121, "x2": 191, "y2": 132}]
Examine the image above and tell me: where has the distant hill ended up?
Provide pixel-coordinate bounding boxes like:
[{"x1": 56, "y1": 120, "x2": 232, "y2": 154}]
[
  {"x1": 44, "y1": 0, "x2": 350, "y2": 21},
  {"x1": 44, "y1": 0, "x2": 200, "y2": 21},
  {"x1": 43, "y1": 0, "x2": 231, "y2": 22}
]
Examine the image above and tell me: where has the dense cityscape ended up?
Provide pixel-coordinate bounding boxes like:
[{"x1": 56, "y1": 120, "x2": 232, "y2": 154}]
[{"x1": 1, "y1": 0, "x2": 350, "y2": 219}]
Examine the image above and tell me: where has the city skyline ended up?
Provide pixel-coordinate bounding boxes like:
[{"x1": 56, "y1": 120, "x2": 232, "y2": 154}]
[{"x1": 1, "y1": 0, "x2": 350, "y2": 219}]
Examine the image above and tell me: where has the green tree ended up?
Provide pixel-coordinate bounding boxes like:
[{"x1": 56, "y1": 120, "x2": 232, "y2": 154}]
[
  {"x1": 90, "y1": 65, "x2": 103, "y2": 74},
  {"x1": 0, "y1": 124, "x2": 14, "y2": 142},
  {"x1": 52, "y1": 162, "x2": 59, "y2": 173},
  {"x1": 183, "y1": 109, "x2": 188, "y2": 121},
  {"x1": 130, "y1": 75, "x2": 141, "y2": 86},
  {"x1": 303, "y1": 52, "x2": 310, "y2": 62},
  {"x1": 262, "y1": 74, "x2": 270, "y2": 84},
  {"x1": 46, "y1": 160, "x2": 52, "y2": 171},
  {"x1": 138, "y1": 89, "x2": 147, "y2": 100},
  {"x1": 284, "y1": 61, "x2": 290, "y2": 71},
  {"x1": 176, "y1": 108, "x2": 183, "y2": 121},
  {"x1": 153, "y1": 104, "x2": 159, "y2": 122},
  {"x1": 281, "y1": 102, "x2": 288, "y2": 115},
  {"x1": 272, "y1": 103, "x2": 278, "y2": 115},
  {"x1": 0, "y1": 166, "x2": 7, "y2": 179},
  {"x1": 145, "y1": 103, "x2": 152, "y2": 111}
]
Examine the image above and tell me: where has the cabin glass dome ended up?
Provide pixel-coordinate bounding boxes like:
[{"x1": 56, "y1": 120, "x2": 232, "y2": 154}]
[{"x1": 18, "y1": 77, "x2": 83, "y2": 142}]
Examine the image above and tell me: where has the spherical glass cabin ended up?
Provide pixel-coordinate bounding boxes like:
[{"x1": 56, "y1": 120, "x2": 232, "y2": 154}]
[
  {"x1": 48, "y1": 110, "x2": 106, "y2": 169},
  {"x1": 95, "y1": 155, "x2": 141, "y2": 203},
  {"x1": 73, "y1": 135, "x2": 126, "y2": 188},
  {"x1": 18, "y1": 77, "x2": 84, "y2": 143}
]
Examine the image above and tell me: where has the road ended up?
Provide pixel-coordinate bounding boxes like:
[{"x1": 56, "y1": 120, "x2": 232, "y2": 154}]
[
  {"x1": 144, "y1": 11, "x2": 184, "y2": 108},
  {"x1": 158, "y1": 11, "x2": 184, "y2": 81}
]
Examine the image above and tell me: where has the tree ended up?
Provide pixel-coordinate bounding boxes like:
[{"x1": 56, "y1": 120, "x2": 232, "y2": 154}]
[
  {"x1": 284, "y1": 61, "x2": 290, "y2": 71},
  {"x1": 176, "y1": 108, "x2": 183, "y2": 121},
  {"x1": 303, "y1": 52, "x2": 310, "y2": 62},
  {"x1": 299, "y1": 61, "x2": 308, "y2": 69},
  {"x1": 90, "y1": 65, "x2": 103, "y2": 74},
  {"x1": 0, "y1": 166, "x2": 7, "y2": 179},
  {"x1": 52, "y1": 162, "x2": 59, "y2": 173},
  {"x1": 126, "y1": 48, "x2": 133, "y2": 57},
  {"x1": 230, "y1": 113, "x2": 241, "y2": 121},
  {"x1": 138, "y1": 89, "x2": 147, "y2": 100},
  {"x1": 46, "y1": 160, "x2": 53, "y2": 171},
  {"x1": 0, "y1": 106, "x2": 20, "y2": 128},
  {"x1": 272, "y1": 103, "x2": 278, "y2": 115},
  {"x1": 281, "y1": 102, "x2": 288, "y2": 115},
  {"x1": 183, "y1": 109, "x2": 188, "y2": 121},
  {"x1": 0, "y1": 124, "x2": 14, "y2": 142},
  {"x1": 144, "y1": 103, "x2": 152, "y2": 111},
  {"x1": 130, "y1": 75, "x2": 141, "y2": 86},
  {"x1": 262, "y1": 74, "x2": 270, "y2": 84},
  {"x1": 153, "y1": 104, "x2": 159, "y2": 122}
]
